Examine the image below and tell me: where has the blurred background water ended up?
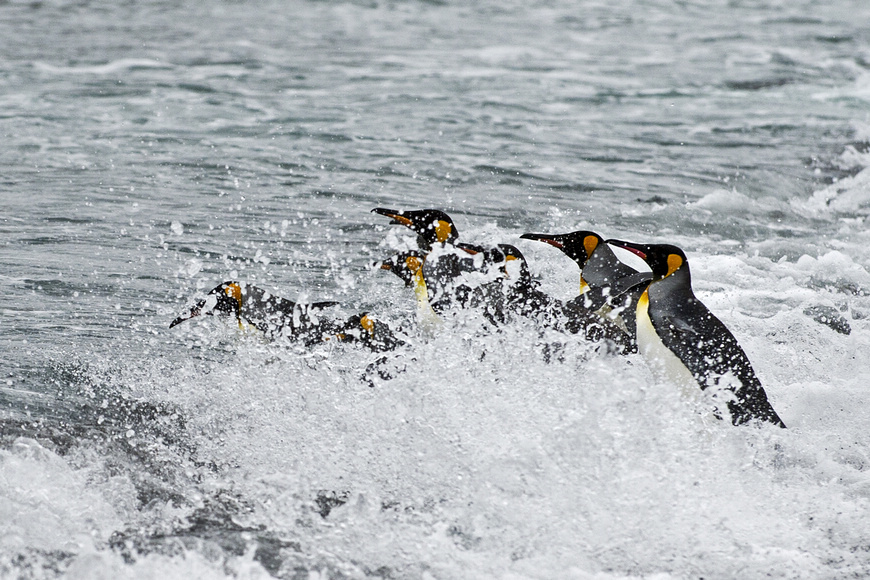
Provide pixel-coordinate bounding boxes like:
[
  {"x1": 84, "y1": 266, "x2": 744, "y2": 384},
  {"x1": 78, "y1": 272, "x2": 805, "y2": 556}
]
[{"x1": 3, "y1": 0, "x2": 870, "y2": 577}]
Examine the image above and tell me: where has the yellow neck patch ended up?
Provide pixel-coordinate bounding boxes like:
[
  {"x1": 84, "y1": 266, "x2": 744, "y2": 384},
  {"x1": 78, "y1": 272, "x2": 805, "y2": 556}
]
[
  {"x1": 666, "y1": 254, "x2": 683, "y2": 278},
  {"x1": 583, "y1": 235, "x2": 599, "y2": 260},
  {"x1": 503, "y1": 254, "x2": 518, "y2": 279},
  {"x1": 359, "y1": 315, "x2": 375, "y2": 337},
  {"x1": 580, "y1": 276, "x2": 589, "y2": 294},
  {"x1": 412, "y1": 269, "x2": 429, "y2": 304},
  {"x1": 637, "y1": 288, "x2": 649, "y2": 309},
  {"x1": 435, "y1": 220, "x2": 452, "y2": 243}
]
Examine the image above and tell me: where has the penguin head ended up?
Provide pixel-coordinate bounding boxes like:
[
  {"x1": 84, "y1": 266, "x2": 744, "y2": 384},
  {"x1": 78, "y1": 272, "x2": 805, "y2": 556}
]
[
  {"x1": 497, "y1": 243, "x2": 532, "y2": 283},
  {"x1": 336, "y1": 313, "x2": 404, "y2": 352},
  {"x1": 456, "y1": 242, "x2": 506, "y2": 264},
  {"x1": 376, "y1": 250, "x2": 426, "y2": 287},
  {"x1": 606, "y1": 240, "x2": 687, "y2": 282},
  {"x1": 520, "y1": 230, "x2": 604, "y2": 268},
  {"x1": 169, "y1": 281, "x2": 244, "y2": 328},
  {"x1": 371, "y1": 208, "x2": 459, "y2": 246}
]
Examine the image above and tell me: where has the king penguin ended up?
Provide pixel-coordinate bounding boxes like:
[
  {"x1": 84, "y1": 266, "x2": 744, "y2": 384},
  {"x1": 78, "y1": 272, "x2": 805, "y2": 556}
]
[
  {"x1": 171, "y1": 281, "x2": 405, "y2": 352},
  {"x1": 605, "y1": 240, "x2": 786, "y2": 428},
  {"x1": 334, "y1": 313, "x2": 406, "y2": 353},
  {"x1": 371, "y1": 208, "x2": 502, "y2": 315},
  {"x1": 520, "y1": 230, "x2": 652, "y2": 343},
  {"x1": 169, "y1": 281, "x2": 339, "y2": 342},
  {"x1": 371, "y1": 207, "x2": 459, "y2": 248}
]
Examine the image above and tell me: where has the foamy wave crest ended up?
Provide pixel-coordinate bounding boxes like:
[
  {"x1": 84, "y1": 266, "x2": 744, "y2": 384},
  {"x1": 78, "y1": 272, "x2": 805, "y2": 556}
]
[{"x1": 792, "y1": 167, "x2": 870, "y2": 217}]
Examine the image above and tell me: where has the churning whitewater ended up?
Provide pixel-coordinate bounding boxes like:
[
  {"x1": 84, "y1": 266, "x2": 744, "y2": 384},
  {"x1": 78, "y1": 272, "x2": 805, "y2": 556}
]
[{"x1": 3, "y1": 0, "x2": 870, "y2": 578}]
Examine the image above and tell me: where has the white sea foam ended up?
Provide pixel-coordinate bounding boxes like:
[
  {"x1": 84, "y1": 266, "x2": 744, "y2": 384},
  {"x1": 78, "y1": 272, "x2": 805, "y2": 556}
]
[
  {"x1": 0, "y1": 439, "x2": 126, "y2": 554},
  {"x1": 794, "y1": 167, "x2": 870, "y2": 217}
]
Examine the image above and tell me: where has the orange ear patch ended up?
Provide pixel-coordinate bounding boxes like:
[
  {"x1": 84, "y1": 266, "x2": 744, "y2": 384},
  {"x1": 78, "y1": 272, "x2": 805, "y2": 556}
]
[
  {"x1": 666, "y1": 254, "x2": 683, "y2": 278},
  {"x1": 224, "y1": 283, "x2": 243, "y2": 312},
  {"x1": 435, "y1": 220, "x2": 452, "y2": 243},
  {"x1": 583, "y1": 235, "x2": 599, "y2": 259},
  {"x1": 360, "y1": 315, "x2": 375, "y2": 336}
]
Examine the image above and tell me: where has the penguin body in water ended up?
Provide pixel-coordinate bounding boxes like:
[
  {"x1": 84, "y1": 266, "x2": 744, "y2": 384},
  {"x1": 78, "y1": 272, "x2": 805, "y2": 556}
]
[
  {"x1": 371, "y1": 208, "x2": 502, "y2": 316},
  {"x1": 606, "y1": 240, "x2": 786, "y2": 428},
  {"x1": 169, "y1": 281, "x2": 339, "y2": 342},
  {"x1": 520, "y1": 230, "x2": 652, "y2": 341},
  {"x1": 333, "y1": 313, "x2": 406, "y2": 353},
  {"x1": 171, "y1": 281, "x2": 404, "y2": 352},
  {"x1": 496, "y1": 243, "x2": 557, "y2": 321},
  {"x1": 498, "y1": 244, "x2": 634, "y2": 353}
]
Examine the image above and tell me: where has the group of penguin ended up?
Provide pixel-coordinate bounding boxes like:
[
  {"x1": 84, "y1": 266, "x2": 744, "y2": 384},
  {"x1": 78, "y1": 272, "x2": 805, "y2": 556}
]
[{"x1": 170, "y1": 207, "x2": 786, "y2": 429}]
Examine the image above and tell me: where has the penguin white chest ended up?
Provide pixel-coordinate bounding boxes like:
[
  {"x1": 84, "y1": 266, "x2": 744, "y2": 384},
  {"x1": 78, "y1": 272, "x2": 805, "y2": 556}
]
[{"x1": 636, "y1": 291, "x2": 699, "y2": 396}]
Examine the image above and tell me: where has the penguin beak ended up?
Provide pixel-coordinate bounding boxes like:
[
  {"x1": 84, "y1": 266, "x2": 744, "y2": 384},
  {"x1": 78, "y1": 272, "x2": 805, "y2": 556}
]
[
  {"x1": 370, "y1": 257, "x2": 391, "y2": 271},
  {"x1": 456, "y1": 242, "x2": 482, "y2": 255},
  {"x1": 371, "y1": 207, "x2": 413, "y2": 227},
  {"x1": 520, "y1": 233, "x2": 564, "y2": 249},
  {"x1": 169, "y1": 299, "x2": 207, "y2": 328},
  {"x1": 607, "y1": 239, "x2": 647, "y2": 260},
  {"x1": 169, "y1": 294, "x2": 219, "y2": 328}
]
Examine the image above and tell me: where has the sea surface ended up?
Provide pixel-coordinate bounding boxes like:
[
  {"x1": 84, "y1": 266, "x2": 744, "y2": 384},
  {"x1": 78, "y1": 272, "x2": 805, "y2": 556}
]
[{"x1": 3, "y1": 0, "x2": 870, "y2": 578}]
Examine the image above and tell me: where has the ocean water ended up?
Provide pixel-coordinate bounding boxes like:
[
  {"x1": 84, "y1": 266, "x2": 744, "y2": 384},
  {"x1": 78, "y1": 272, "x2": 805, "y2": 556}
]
[{"x1": 3, "y1": 0, "x2": 870, "y2": 577}]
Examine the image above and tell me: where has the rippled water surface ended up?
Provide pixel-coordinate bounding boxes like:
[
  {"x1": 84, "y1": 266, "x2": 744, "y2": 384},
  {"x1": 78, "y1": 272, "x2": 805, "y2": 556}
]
[{"x1": 3, "y1": 0, "x2": 870, "y2": 578}]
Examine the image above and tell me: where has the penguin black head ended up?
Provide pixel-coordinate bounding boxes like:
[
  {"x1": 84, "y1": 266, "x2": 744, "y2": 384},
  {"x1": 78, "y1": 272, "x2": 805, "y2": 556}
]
[
  {"x1": 169, "y1": 281, "x2": 244, "y2": 328},
  {"x1": 606, "y1": 240, "x2": 687, "y2": 282},
  {"x1": 336, "y1": 313, "x2": 405, "y2": 352},
  {"x1": 520, "y1": 231, "x2": 604, "y2": 268},
  {"x1": 375, "y1": 250, "x2": 426, "y2": 287},
  {"x1": 455, "y1": 242, "x2": 507, "y2": 264},
  {"x1": 497, "y1": 243, "x2": 532, "y2": 283},
  {"x1": 371, "y1": 208, "x2": 459, "y2": 246}
]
